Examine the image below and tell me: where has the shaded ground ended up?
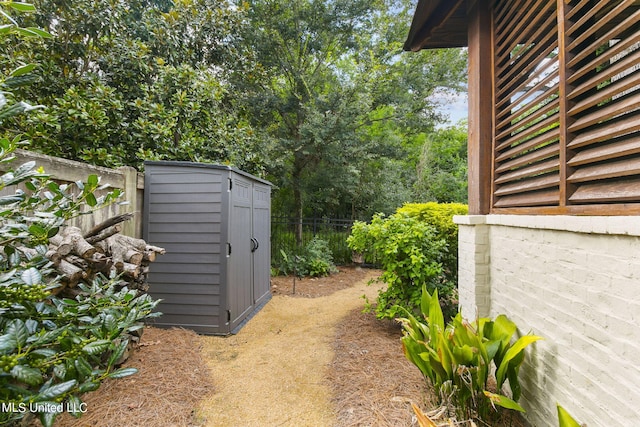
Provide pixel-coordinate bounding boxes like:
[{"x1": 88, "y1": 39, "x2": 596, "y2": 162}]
[
  {"x1": 196, "y1": 267, "x2": 400, "y2": 426},
  {"x1": 53, "y1": 267, "x2": 522, "y2": 427},
  {"x1": 54, "y1": 326, "x2": 213, "y2": 427}
]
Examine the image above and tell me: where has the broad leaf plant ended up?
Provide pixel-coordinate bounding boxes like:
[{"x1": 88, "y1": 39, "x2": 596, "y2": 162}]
[{"x1": 0, "y1": 3, "x2": 160, "y2": 426}]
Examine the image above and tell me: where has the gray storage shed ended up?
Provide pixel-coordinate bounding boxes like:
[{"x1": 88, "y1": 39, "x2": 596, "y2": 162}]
[{"x1": 143, "y1": 161, "x2": 272, "y2": 335}]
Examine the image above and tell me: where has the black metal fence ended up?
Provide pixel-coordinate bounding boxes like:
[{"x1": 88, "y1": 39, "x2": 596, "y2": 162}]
[{"x1": 271, "y1": 217, "x2": 355, "y2": 267}]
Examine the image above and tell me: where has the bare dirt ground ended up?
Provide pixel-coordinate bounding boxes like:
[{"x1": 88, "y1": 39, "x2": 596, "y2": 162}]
[
  {"x1": 54, "y1": 266, "x2": 433, "y2": 427},
  {"x1": 53, "y1": 266, "x2": 523, "y2": 427}
]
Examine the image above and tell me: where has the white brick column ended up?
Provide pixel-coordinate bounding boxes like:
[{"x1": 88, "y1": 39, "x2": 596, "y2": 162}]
[{"x1": 454, "y1": 215, "x2": 491, "y2": 318}]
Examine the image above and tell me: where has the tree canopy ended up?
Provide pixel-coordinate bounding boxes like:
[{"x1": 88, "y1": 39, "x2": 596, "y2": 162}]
[
  {"x1": 415, "y1": 122, "x2": 468, "y2": 204},
  {"x1": 1, "y1": 0, "x2": 468, "y2": 220},
  {"x1": 235, "y1": 0, "x2": 467, "y2": 220}
]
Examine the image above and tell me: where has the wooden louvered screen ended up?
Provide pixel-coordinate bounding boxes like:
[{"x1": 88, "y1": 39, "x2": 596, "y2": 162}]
[{"x1": 491, "y1": 0, "x2": 640, "y2": 213}]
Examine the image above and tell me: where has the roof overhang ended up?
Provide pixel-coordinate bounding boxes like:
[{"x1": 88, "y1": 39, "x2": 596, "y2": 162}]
[{"x1": 404, "y1": 0, "x2": 469, "y2": 51}]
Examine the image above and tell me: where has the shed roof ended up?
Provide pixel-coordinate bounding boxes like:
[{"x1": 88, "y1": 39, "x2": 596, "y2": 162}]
[{"x1": 403, "y1": 0, "x2": 468, "y2": 51}]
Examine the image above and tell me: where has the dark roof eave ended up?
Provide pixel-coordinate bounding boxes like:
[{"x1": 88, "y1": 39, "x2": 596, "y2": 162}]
[{"x1": 404, "y1": 0, "x2": 469, "y2": 51}]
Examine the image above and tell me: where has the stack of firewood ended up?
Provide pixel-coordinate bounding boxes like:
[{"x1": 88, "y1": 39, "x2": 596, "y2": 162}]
[{"x1": 45, "y1": 213, "x2": 165, "y2": 296}]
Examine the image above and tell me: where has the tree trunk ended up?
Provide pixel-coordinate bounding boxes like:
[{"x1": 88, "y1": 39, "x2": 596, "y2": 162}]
[{"x1": 292, "y1": 153, "x2": 304, "y2": 247}]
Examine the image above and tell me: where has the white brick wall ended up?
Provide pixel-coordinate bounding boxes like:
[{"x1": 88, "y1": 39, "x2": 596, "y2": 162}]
[{"x1": 454, "y1": 215, "x2": 640, "y2": 427}]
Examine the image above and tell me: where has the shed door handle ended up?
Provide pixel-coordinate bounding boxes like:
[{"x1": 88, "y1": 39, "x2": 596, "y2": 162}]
[{"x1": 251, "y1": 238, "x2": 259, "y2": 252}]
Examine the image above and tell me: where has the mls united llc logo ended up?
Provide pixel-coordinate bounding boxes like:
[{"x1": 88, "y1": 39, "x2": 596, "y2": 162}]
[{"x1": 1, "y1": 401, "x2": 88, "y2": 414}]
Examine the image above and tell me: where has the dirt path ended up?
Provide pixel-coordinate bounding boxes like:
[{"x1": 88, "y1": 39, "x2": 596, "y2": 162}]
[{"x1": 197, "y1": 269, "x2": 383, "y2": 426}]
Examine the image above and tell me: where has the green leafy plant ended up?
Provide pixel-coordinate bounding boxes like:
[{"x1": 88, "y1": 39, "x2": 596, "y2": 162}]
[
  {"x1": 275, "y1": 237, "x2": 337, "y2": 278},
  {"x1": 347, "y1": 209, "x2": 450, "y2": 320},
  {"x1": 304, "y1": 237, "x2": 337, "y2": 277},
  {"x1": 0, "y1": 8, "x2": 160, "y2": 418},
  {"x1": 557, "y1": 404, "x2": 583, "y2": 427},
  {"x1": 276, "y1": 249, "x2": 304, "y2": 278},
  {"x1": 398, "y1": 285, "x2": 542, "y2": 422},
  {"x1": 0, "y1": 275, "x2": 160, "y2": 426},
  {"x1": 0, "y1": 137, "x2": 161, "y2": 427},
  {"x1": 396, "y1": 202, "x2": 468, "y2": 286}
]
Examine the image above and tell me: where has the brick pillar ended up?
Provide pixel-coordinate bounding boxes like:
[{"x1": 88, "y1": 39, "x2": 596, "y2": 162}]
[{"x1": 454, "y1": 215, "x2": 491, "y2": 318}]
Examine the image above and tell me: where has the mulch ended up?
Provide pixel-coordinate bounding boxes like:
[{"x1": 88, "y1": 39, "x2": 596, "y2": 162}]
[
  {"x1": 51, "y1": 326, "x2": 213, "y2": 427},
  {"x1": 273, "y1": 266, "x2": 433, "y2": 426},
  {"x1": 329, "y1": 308, "x2": 433, "y2": 426},
  {"x1": 48, "y1": 266, "x2": 523, "y2": 427}
]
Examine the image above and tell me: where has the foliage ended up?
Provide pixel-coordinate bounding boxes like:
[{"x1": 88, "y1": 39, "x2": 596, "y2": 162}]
[
  {"x1": 1, "y1": 0, "x2": 265, "y2": 173},
  {"x1": 2, "y1": 0, "x2": 469, "y2": 221},
  {"x1": 0, "y1": 0, "x2": 51, "y2": 129},
  {"x1": 347, "y1": 203, "x2": 466, "y2": 319},
  {"x1": 0, "y1": 7, "x2": 159, "y2": 425},
  {"x1": 415, "y1": 123, "x2": 468, "y2": 204},
  {"x1": 275, "y1": 237, "x2": 337, "y2": 278},
  {"x1": 239, "y1": 0, "x2": 468, "y2": 221},
  {"x1": 347, "y1": 212, "x2": 446, "y2": 320},
  {"x1": 0, "y1": 139, "x2": 160, "y2": 427},
  {"x1": 399, "y1": 286, "x2": 542, "y2": 422},
  {"x1": 397, "y1": 202, "x2": 468, "y2": 288},
  {"x1": 557, "y1": 404, "x2": 582, "y2": 427}
]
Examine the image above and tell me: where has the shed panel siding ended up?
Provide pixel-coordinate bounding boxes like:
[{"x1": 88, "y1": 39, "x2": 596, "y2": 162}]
[
  {"x1": 144, "y1": 161, "x2": 272, "y2": 335},
  {"x1": 148, "y1": 233, "x2": 221, "y2": 244},
  {"x1": 145, "y1": 165, "x2": 227, "y2": 334},
  {"x1": 159, "y1": 312, "x2": 223, "y2": 331},
  {"x1": 150, "y1": 275, "x2": 222, "y2": 288}
]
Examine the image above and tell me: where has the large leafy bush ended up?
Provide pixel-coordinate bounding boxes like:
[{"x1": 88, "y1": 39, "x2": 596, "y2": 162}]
[
  {"x1": 347, "y1": 203, "x2": 467, "y2": 319},
  {"x1": 0, "y1": 6, "x2": 159, "y2": 425},
  {"x1": 275, "y1": 237, "x2": 337, "y2": 278},
  {"x1": 0, "y1": 139, "x2": 161, "y2": 427},
  {"x1": 396, "y1": 202, "x2": 468, "y2": 285}
]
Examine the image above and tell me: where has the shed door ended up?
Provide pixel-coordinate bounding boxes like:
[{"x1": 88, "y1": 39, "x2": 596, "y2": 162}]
[
  {"x1": 228, "y1": 175, "x2": 254, "y2": 330},
  {"x1": 252, "y1": 183, "x2": 271, "y2": 307}
]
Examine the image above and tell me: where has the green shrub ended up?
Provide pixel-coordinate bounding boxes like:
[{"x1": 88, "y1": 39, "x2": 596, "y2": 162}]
[
  {"x1": 347, "y1": 202, "x2": 467, "y2": 320},
  {"x1": 275, "y1": 237, "x2": 337, "y2": 278},
  {"x1": 0, "y1": 139, "x2": 161, "y2": 427},
  {"x1": 0, "y1": 8, "x2": 160, "y2": 426},
  {"x1": 399, "y1": 286, "x2": 542, "y2": 422},
  {"x1": 397, "y1": 202, "x2": 468, "y2": 285}
]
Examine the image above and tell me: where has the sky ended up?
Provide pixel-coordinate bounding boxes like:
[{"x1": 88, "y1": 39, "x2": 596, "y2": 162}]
[{"x1": 435, "y1": 90, "x2": 468, "y2": 126}]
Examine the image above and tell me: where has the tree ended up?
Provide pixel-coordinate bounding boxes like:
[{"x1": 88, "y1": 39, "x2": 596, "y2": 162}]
[
  {"x1": 414, "y1": 122, "x2": 468, "y2": 203},
  {"x1": 2, "y1": 0, "x2": 264, "y2": 172},
  {"x1": 237, "y1": 0, "x2": 467, "y2": 239},
  {"x1": 0, "y1": 5, "x2": 159, "y2": 426},
  {"x1": 2, "y1": 0, "x2": 468, "y2": 225}
]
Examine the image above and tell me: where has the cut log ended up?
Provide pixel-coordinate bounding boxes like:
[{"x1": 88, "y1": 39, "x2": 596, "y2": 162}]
[
  {"x1": 120, "y1": 262, "x2": 140, "y2": 279},
  {"x1": 57, "y1": 259, "x2": 85, "y2": 287},
  {"x1": 85, "y1": 224, "x2": 121, "y2": 245},
  {"x1": 89, "y1": 252, "x2": 112, "y2": 274},
  {"x1": 109, "y1": 234, "x2": 147, "y2": 252},
  {"x1": 61, "y1": 227, "x2": 97, "y2": 259},
  {"x1": 125, "y1": 249, "x2": 143, "y2": 266},
  {"x1": 49, "y1": 235, "x2": 72, "y2": 256},
  {"x1": 45, "y1": 249, "x2": 62, "y2": 266},
  {"x1": 66, "y1": 254, "x2": 89, "y2": 270},
  {"x1": 145, "y1": 244, "x2": 166, "y2": 255},
  {"x1": 83, "y1": 213, "x2": 134, "y2": 239},
  {"x1": 143, "y1": 250, "x2": 157, "y2": 263}
]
